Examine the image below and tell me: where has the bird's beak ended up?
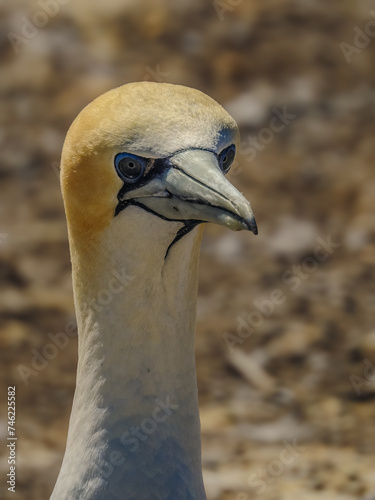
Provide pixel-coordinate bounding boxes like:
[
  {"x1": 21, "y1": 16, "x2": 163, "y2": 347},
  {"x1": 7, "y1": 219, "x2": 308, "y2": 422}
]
[{"x1": 119, "y1": 149, "x2": 257, "y2": 234}]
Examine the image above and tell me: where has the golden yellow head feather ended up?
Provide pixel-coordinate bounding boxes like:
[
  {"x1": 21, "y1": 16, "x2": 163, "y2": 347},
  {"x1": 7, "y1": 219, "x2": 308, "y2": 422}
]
[{"x1": 60, "y1": 82, "x2": 240, "y2": 244}]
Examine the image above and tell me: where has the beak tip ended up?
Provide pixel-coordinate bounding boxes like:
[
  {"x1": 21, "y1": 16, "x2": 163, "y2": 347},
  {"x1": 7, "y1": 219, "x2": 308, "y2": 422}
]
[{"x1": 243, "y1": 216, "x2": 258, "y2": 235}]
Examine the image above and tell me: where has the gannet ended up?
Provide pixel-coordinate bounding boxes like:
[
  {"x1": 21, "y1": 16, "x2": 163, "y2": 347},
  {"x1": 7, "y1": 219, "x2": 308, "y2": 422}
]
[{"x1": 50, "y1": 82, "x2": 257, "y2": 500}]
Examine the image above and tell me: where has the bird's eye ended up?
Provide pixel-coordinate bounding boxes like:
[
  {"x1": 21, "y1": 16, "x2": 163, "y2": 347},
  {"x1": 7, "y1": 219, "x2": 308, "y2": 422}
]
[
  {"x1": 218, "y1": 145, "x2": 236, "y2": 174},
  {"x1": 114, "y1": 153, "x2": 146, "y2": 183}
]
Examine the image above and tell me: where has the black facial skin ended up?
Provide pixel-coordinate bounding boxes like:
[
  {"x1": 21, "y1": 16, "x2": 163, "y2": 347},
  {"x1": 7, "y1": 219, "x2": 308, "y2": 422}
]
[{"x1": 114, "y1": 146, "x2": 235, "y2": 258}]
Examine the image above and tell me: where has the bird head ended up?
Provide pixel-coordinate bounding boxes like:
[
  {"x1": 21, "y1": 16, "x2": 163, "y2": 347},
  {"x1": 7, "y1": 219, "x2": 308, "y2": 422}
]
[{"x1": 61, "y1": 82, "x2": 257, "y2": 257}]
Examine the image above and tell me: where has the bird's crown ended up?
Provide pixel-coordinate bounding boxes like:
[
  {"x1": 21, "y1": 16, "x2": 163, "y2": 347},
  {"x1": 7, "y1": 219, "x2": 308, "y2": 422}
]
[{"x1": 60, "y1": 82, "x2": 256, "y2": 249}]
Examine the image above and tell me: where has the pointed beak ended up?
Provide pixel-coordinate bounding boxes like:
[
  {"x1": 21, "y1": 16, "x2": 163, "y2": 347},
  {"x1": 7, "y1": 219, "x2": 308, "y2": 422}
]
[
  {"x1": 166, "y1": 149, "x2": 257, "y2": 234},
  {"x1": 119, "y1": 149, "x2": 257, "y2": 235}
]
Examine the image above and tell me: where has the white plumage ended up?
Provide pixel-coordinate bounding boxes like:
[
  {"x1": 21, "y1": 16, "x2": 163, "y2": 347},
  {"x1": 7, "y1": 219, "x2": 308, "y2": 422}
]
[{"x1": 51, "y1": 82, "x2": 257, "y2": 500}]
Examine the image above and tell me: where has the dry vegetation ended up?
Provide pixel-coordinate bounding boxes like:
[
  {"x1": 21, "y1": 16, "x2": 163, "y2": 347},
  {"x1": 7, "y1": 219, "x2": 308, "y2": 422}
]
[{"x1": 1, "y1": 0, "x2": 375, "y2": 499}]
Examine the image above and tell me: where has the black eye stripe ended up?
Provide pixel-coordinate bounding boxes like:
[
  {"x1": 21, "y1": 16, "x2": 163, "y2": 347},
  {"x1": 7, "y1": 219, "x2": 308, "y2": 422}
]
[
  {"x1": 116, "y1": 157, "x2": 170, "y2": 206},
  {"x1": 113, "y1": 146, "x2": 236, "y2": 258},
  {"x1": 114, "y1": 145, "x2": 236, "y2": 216}
]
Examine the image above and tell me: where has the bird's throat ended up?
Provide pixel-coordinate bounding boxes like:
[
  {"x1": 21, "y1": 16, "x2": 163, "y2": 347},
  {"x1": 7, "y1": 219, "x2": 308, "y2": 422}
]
[{"x1": 51, "y1": 207, "x2": 206, "y2": 500}]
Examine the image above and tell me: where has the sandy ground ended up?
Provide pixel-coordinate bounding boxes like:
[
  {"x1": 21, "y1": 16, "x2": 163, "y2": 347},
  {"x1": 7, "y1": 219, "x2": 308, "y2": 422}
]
[{"x1": 1, "y1": 1, "x2": 375, "y2": 499}]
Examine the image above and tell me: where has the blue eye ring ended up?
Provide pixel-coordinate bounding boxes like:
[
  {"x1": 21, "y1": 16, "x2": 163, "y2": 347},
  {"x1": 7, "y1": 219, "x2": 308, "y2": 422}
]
[
  {"x1": 218, "y1": 144, "x2": 236, "y2": 174},
  {"x1": 114, "y1": 153, "x2": 147, "y2": 183}
]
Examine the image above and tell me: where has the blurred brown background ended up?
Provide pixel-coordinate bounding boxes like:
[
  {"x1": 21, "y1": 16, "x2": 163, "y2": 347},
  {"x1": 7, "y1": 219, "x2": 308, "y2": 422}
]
[{"x1": 1, "y1": 0, "x2": 375, "y2": 499}]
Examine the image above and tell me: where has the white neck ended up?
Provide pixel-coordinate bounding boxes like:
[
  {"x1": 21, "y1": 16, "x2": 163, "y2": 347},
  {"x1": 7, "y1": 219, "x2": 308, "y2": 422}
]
[{"x1": 51, "y1": 206, "x2": 206, "y2": 500}]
